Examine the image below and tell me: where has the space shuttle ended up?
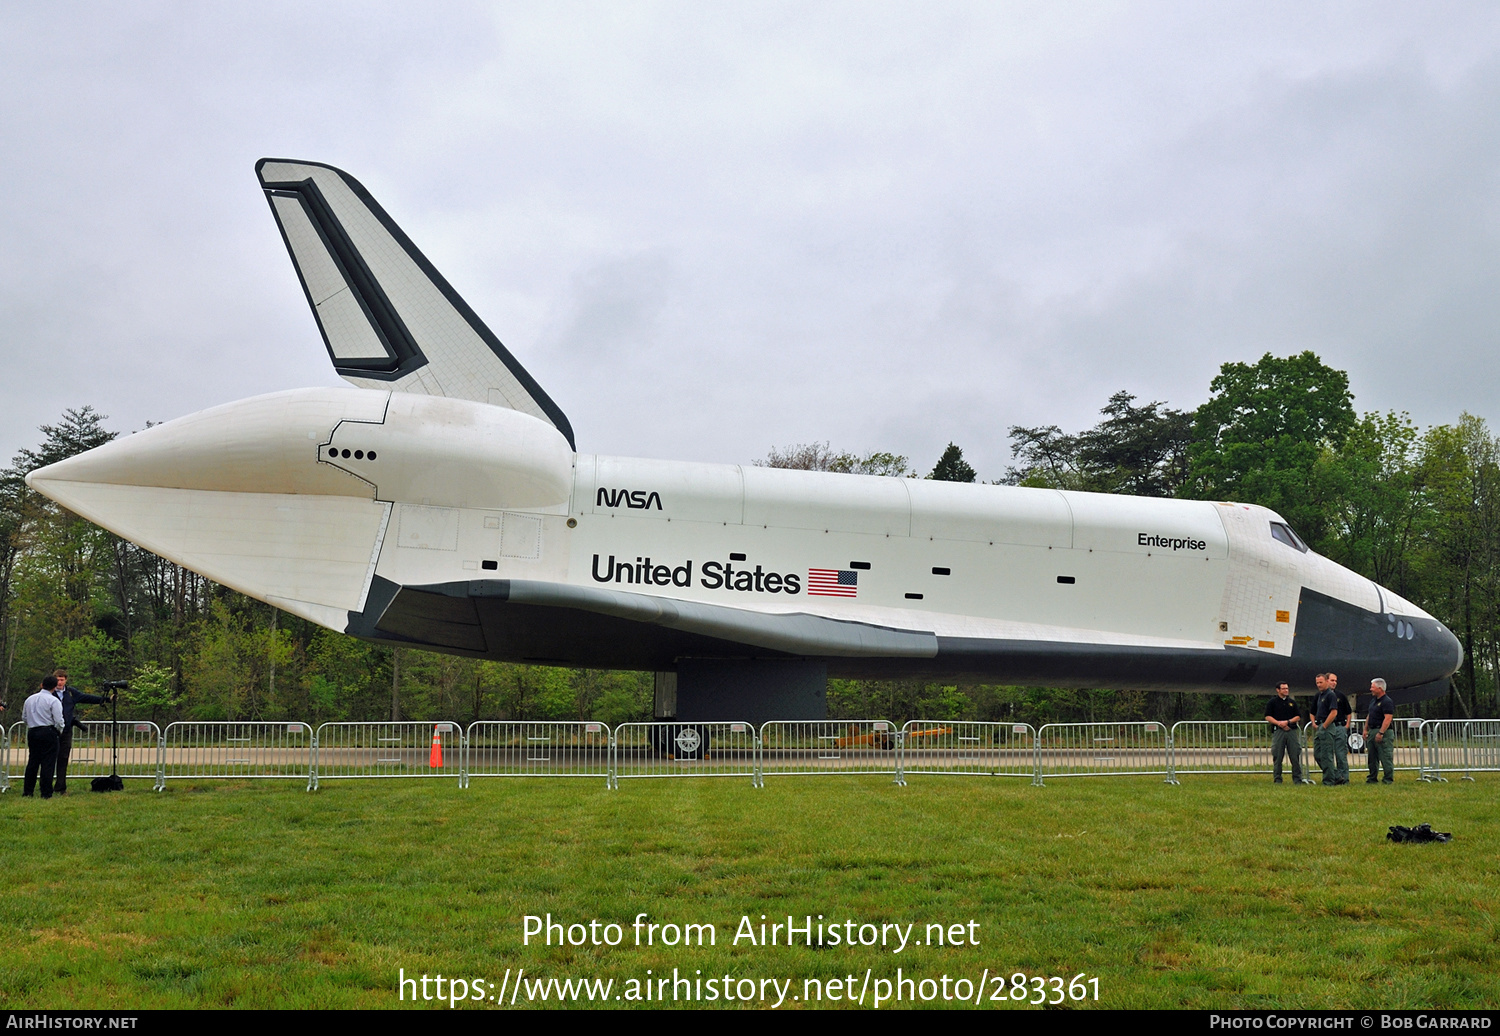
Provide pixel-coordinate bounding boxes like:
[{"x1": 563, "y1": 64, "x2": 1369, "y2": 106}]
[{"x1": 25, "y1": 160, "x2": 1462, "y2": 721}]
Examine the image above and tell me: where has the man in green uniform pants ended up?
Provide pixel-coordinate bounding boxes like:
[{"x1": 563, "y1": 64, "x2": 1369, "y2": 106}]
[
  {"x1": 1265, "y1": 682, "x2": 1311, "y2": 783},
  {"x1": 1329, "y1": 672, "x2": 1351, "y2": 785},
  {"x1": 1365, "y1": 678, "x2": 1396, "y2": 783},
  {"x1": 1312, "y1": 673, "x2": 1343, "y2": 785}
]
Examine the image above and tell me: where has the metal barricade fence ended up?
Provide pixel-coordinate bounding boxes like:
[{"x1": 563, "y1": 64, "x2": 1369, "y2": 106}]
[
  {"x1": 1421, "y1": 719, "x2": 1500, "y2": 782},
  {"x1": 1420, "y1": 719, "x2": 1461, "y2": 782},
  {"x1": 1347, "y1": 716, "x2": 1425, "y2": 775},
  {"x1": 759, "y1": 720, "x2": 902, "y2": 784},
  {"x1": 1035, "y1": 722, "x2": 1173, "y2": 784},
  {"x1": 1463, "y1": 719, "x2": 1500, "y2": 777},
  {"x1": 899, "y1": 721, "x2": 1037, "y2": 783},
  {"x1": 610, "y1": 722, "x2": 758, "y2": 788},
  {"x1": 58, "y1": 719, "x2": 162, "y2": 783},
  {"x1": 5, "y1": 721, "x2": 23, "y2": 784},
  {"x1": 5, "y1": 712, "x2": 1488, "y2": 793},
  {"x1": 466, "y1": 721, "x2": 611, "y2": 783},
  {"x1": 7, "y1": 718, "x2": 163, "y2": 785},
  {"x1": 1396, "y1": 718, "x2": 1426, "y2": 773},
  {"x1": 1168, "y1": 720, "x2": 1290, "y2": 779},
  {"x1": 311, "y1": 721, "x2": 463, "y2": 789},
  {"x1": 160, "y1": 722, "x2": 314, "y2": 790}
]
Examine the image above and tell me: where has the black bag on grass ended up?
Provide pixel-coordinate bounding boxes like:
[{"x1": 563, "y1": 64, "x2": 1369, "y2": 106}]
[{"x1": 1387, "y1": 823, "x2": 1451, "y2": 843}]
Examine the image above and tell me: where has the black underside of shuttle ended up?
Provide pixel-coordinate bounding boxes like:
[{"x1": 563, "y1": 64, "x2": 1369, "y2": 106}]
[{"x1": 348, "y1": 578, "x2": 1457, "y2": 707}]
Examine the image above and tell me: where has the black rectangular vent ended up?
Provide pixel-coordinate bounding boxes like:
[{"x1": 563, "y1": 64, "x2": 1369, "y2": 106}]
[
  {"x1": 850, "y1": 561, "x2": 871, "y2": 570},
  {"x1": 729, "y1": 553, "x2": 746, "y2": 561},
  {"x1": 905, "y1": 592, "x2": 924, "y2": 600},
  {"x1": 1056, "y1": 575, "x2": 1075, "y2": 584},
  {"x1": 482, "y1": 560, "x2": 498, "y2": 571},
  {"x1": 932, "y1": 567, "x2": 951, "y2": 575}
]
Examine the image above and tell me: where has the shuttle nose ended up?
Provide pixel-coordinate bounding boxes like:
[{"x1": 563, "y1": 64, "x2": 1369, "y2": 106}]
[
  {"x1": 26, "y1": 387, "x2": 390, "y2": 501},
  {"x1": 1295, "y1": 583, "x2": 1463, "y2": 698},
  {"x1": 1400, "y1": 613, "x2": 1463, "y2": 689},
  {"x1": 1436, "y1": 619, "x2": 1463, "y2": 675},
  {"x1": 22, "y1": 388, "x2": 403, "y2": 630}
]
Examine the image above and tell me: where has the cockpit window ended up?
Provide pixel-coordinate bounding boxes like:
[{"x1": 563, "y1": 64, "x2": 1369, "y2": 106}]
[{"x1": 1270, "y1": 522, "x2": 1308, "y2": 553}]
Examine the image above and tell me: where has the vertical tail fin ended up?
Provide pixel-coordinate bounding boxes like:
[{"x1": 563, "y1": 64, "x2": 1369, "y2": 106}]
[{"x1": 256, "y1": 159, "x2": 575, "y2": 449}]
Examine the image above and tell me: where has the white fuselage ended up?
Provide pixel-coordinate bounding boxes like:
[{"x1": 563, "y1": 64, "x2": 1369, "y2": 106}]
[
  {"x1": 25, "y1": 155, "x2": 1463, "y2": 706},
  {"x1": 26, "y1": 387, "x2": 1454, "y2": 692}
]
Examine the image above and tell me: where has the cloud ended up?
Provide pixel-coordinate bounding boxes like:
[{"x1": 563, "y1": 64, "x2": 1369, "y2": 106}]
[{"x1": 4, "y1": 3, "x2": 1500, "y2": 482}]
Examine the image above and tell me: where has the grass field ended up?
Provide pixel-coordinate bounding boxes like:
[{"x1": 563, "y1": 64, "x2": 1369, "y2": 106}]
[{"x1": 1, "y1": 772, "x2": 1496, "y2": 1010}]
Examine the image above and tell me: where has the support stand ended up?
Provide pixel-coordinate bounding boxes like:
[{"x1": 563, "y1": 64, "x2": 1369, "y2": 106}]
[
  {"x1": 90, "y1": 690, "x2": 124, "y2": 792},
  {"x1": 663, "y1": 659, "x2": 828, "y2": 727}
]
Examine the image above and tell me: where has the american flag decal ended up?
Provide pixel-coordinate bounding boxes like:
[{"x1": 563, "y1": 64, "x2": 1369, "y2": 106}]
[{"x1": 808, "y1": 568, "x2": 858, "y2": 597}]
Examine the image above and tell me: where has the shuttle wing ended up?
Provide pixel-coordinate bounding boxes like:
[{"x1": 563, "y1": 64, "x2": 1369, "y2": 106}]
[{"x1": 255, "y1": 159, "x2": 575, "y2": 449}]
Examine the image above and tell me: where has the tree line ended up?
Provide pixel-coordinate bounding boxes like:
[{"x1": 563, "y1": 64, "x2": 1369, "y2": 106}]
[{"x1": 2, "y1": 351, "x2": 1495, "y2": 727}]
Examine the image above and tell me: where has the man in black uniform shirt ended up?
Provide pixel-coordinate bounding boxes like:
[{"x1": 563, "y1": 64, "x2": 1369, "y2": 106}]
[
  {"x1": 1365, "y1": 678, "x2": 1397, "y2": 783},
  {"x1": 1329, "y1": 672, "x2": 1351, "y2": 785},
  {"x1": 1312, "y1": 673, "x2": 1343, "y2": 785},
  {"x1": 1264, "y1": 682, "x2": 1310, "y2": 784}
]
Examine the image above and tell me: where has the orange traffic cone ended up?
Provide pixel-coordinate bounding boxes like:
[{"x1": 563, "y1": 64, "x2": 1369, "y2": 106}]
[{"x1": 429, "y1": 727, "x2": 443, "y2": 768}]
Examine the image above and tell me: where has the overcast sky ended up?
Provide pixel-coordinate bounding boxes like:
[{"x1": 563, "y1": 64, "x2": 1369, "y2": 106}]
[{"x1": 4, "y1": 3, "x2": 1499, "y2": 479}]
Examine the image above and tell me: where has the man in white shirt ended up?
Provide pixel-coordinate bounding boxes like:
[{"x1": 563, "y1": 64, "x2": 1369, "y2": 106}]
[{"x1": 22, "y1": 675, "x2": 66, "y2": 798}]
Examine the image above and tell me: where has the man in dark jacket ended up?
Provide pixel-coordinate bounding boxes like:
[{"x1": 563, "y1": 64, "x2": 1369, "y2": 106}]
[{"x1": 53, "y1": 668, "x2": 109, "y2": 795}]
